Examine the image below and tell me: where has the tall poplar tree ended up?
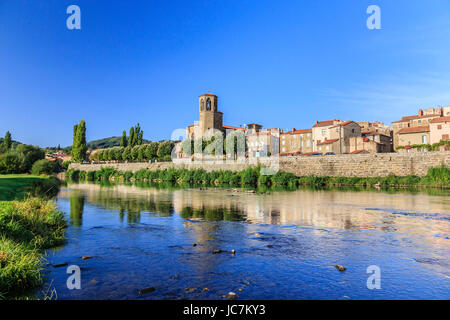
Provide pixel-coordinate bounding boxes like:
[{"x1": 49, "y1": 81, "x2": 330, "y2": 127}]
[
  {"x1": 72, "y1": 120, "x2": 87, "y2": 162},
  {"x1": 120, "y1": 130, "x2": 128, "y2": 147}
]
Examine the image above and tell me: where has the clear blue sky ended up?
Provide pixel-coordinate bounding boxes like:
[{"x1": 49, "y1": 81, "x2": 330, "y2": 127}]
[{"x1": 1, "y1": 0, "x2": 450, "y2": 147}]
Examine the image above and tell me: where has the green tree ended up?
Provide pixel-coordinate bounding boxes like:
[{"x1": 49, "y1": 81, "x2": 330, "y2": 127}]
[
  {"x1": 16, "y1": 144, "x2": 45, "y2": 173},
  {"x1": 144, "y1": 142, "x2": 159, "y2": 160},
  {"x1": 1, "y1": 131, "x2": 12, "y2": 153},
  {"x1": 72, "y1": 120, "x2": 87, "y2": 162},
  {"x1": 31, "y1": 159, "x2": 58, "y2": 175},
  {"x1": 120, "y1": 130, "x2": 128, "y2": 147},
  {"x1": 129, "y1": 127, "x2": 135, "y2": 148},
  {"x1": 157, "y1": 141, "x2": 175, "y2": 159}
]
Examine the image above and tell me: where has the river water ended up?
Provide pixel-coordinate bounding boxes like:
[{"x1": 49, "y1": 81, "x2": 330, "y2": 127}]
[{"x1": 36, "y1": 182, "x2": 450, "y2": 300}]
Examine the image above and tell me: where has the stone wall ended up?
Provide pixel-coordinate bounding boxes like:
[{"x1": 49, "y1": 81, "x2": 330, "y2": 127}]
[{"x1": 68, "y1": 151, "x2": 450, "y2": 177}]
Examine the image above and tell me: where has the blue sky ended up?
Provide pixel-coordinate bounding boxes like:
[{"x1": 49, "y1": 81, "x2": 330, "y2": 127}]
[{"x1": 1, "y1": 0, "x2": 450, "y2": 147}]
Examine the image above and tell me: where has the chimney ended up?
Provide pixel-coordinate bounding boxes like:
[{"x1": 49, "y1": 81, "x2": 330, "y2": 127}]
[
  {"x1": 292, "y1": 128, "x2": 296, "y2": 132},
  {"x1": 419, "y1": 109, "x2": 424, "y2": 116},
  {"x1": 315, "y1": 121, "x2": 319, "y2": 124}
]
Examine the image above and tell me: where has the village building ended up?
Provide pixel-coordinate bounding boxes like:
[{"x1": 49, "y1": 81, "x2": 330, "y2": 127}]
[
  {"x1": 280, "y1": 128, "x2": 312, "y2": 155},
  {"x1": 397, "y1": 126, "x2": 430, "y2": 152},
  {"x1": 392, "y1": 107, "x2": 446, "y2": 150},
  {"x1": 429, "y1": 116, "x2": 450, "y2": 146},
  {"x1": 247, "y1": 127, "x2": 280, "y2": 158},
  {"x1": 313, "y1": 120, "x2": 361, "y2": 154}
]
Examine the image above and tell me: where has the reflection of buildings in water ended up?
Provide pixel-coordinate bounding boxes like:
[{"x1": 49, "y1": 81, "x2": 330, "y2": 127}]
[{"x1": 63, "y1": 183, "x2": 450, "y2": 252}]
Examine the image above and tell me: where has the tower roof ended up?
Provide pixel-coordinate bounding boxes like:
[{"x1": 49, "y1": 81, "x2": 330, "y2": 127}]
[{"x1": 199, "y1": 93, "x2": 216, "y2": 97}]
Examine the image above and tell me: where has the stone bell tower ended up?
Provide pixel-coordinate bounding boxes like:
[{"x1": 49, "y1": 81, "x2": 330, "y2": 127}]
[{"x1": 199, "y1": 93, "x2": 223, "y2": 136}]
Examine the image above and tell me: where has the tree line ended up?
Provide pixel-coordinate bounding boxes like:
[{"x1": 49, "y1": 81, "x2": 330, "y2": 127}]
[{"x1": 90, "y1": 141, "x2": 175, "y2": 162}]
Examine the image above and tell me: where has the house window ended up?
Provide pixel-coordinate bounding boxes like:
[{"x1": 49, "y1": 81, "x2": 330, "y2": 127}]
[
  {"x1": 306, "y1": 141, "x2": 310, "y2": 147},
  {"x1": 326, "y1": 146, "x2": 329, "y2": 150},
  {"x1": 282, "y1": 147, "x2": 285, "y2": 152},
  {"x1": 443, "y1": 134, "x2": 449, "y2": 140},
  {"x1": 322, "y1": 129, "x2": 326, "y2": 135},
  {"x1": 307, "y1": 133, "x2": 311, "y2": 137},
  {"x1": 422, "y1": 135, "x2": 427, "y2": 144},
  {"x1": 437, "y1": 125, "x2": 442, "y2": 130},
  {"x1": 282, "y1": 141, "x2": 285, "y2": 145}
]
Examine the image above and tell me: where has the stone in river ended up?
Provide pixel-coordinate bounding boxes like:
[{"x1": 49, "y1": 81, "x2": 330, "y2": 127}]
[
  {"x1": 231, "y1": 250, "x2": 236, "y2": 254},
  {"x1": 138, "y1": 287, "x2": 155, "y2": 295},
  {"x1": 225, "y1": 292, "x2": 238, "y2": 300},
  {"x1": 212, "y1": 249, "x2": 222, "y2": 254},
  {"x1": 185, "y1": 287, "x2": 196, "y2": 293},
  {"x1": 82, "y1": 256, "x2": 93, "y2": 260},
  {"x1": 52, "y1": 263, "x2": 68, "y2": 268},
  {"x1": 193, "y1": 243, "x2": 197, "y2": 247},
  {"x1": 335, "y1": 265, "x2": 347, "y2": 272}
]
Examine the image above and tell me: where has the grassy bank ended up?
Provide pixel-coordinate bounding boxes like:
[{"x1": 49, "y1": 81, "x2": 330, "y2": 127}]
[
  {"x1": 0, "y1": 198, "x2": 66, "y2": 298},
  {"x1": 66, "y1": 165, "x2": 450, "y2": 188},
  {"x1": 0, "y1": 175, "x2": 60, "y2": 201}
]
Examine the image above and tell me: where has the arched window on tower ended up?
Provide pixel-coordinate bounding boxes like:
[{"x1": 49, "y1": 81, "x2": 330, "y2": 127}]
[
  {"x1": 200, "y1": 99, "x2": 205, "y2": 111},
  {"x1": 206, "y1": 98, "x2": 211, "y2": 111}
]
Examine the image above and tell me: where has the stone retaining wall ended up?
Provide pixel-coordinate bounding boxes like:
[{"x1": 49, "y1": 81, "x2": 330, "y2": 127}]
[{"x1": 68, "y1": 152, "x2": 450, "y2": 177}]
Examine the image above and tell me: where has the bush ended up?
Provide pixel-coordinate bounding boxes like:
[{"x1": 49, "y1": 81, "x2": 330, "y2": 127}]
[
  {"x1": 240, "y1": 167, "x2": 258, "y2": 185},
  {"x1": 31, "y1": 159, "x2": 57, "y2": 175},
  {"x1": 0, "y1": 151, "x2": 25, "y2": 174},
  {"x1": 62, "y1": 161, "x2": 72, "y2": 170}
]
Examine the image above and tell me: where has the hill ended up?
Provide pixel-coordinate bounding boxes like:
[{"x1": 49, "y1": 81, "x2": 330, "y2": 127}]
[
  {"x1": 0, "y1": 138, "x2": 22, "y2": 149},
  {"x1": 85, "y1": 137, "x2": 151, "y2": 150}
]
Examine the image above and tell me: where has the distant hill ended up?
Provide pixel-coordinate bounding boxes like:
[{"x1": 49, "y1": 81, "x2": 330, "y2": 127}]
[{"x1": 86, "y1": 136, "x2": 151, "y2": 150}]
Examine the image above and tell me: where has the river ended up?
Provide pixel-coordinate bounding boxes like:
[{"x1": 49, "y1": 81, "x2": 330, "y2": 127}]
[{"x1": 35, "y1": 182, "x2": 450, "y2": 299}]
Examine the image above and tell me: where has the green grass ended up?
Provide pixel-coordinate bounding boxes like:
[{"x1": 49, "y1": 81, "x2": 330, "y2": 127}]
[
  {"x1": 0, "y1": 198, "x2": 67, "y2": 298},
  {"x1": 0, "y1": 175, "x2": 60, "y2": 201}
]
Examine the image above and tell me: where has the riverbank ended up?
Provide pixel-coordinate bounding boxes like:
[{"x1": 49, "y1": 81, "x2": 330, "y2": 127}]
[
  {"x1": 0, "y1": 174, "x2": 61, "y2": 201},
  {"x1": 66, "y1": 165, "x2": 450, "y2": 189},
  {"x1": 0, "y1": 198, "x2": 66, "y2": 299}
]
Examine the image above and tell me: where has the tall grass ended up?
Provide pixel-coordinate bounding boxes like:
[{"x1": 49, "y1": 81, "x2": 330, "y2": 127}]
[{"x1": 0, "y1": 198, "x2": 66, "y2": 298}]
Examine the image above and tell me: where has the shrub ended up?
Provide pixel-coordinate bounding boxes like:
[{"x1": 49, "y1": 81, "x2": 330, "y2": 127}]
[
  {"x1": 0, "y1": 151, "x2": 25, "y2": 174},
  {"x1": 240, "y1": 167, "x2": 258, "y2": 185},
  {"x1": 95, "y1": 167, "x2": 116, "y2": 180},
  {"x1": 31, "y1": 159, "x2": 57, "y2": 175},
  {"x1": 61, "y1": 161, "x2": 72, "y2": 170}
]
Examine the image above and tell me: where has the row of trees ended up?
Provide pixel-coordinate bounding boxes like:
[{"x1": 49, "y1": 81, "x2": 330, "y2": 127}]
[
  {"x1": 120, "y1": 123, "x2": 144, "y2": 148},
  {"x1": 90, "y1": 141, "x2": 174, "y2": 162},
  {"x1": 180, "y1": 131, "x2": 248, "y2": 158}
]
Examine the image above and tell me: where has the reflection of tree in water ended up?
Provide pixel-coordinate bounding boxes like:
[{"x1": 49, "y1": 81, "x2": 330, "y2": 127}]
[
  {"x1": 86, "y1": 192, "x2": 174, "y2": 224},
  {"x1": 69, "y1": 190, "x2": 85, "y2": 226},
  {"x1": 180, "y1": 206, "x2": 245, "y2": 221}
]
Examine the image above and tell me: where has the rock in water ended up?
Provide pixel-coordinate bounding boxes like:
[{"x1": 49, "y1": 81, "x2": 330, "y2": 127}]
[
  {"x1": 335, "y1": 265, "x2": 346, "y2": 272},
  {"x1": 82, "y1": 256, "x2": 92, "y2": 260},
  {"x1": 193, "y1": 243, "x2": 197, "y2": 247},
  {"x1": 231, "y1": 250, "x2": 236, "y2": 254},
  {"x1": 138, "y1": 287, "x2": 155, "y2": 295},
  {"x1": 212, "y1": 249, "x2": 222, "y2": 254},
  {"x1": 185, "y1": 287, "x2": 196, "y2": 293},
  {"x1": 226, "y1": 292, "x2": 238, "y2": 300},
  {"x1": 52, "y1": 263, "x2": 68, "y2": 268}
]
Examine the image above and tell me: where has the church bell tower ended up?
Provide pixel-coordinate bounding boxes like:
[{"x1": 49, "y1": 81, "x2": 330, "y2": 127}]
[{"x1": 199, "y1": 93, "x2": 223, "y2": 136}]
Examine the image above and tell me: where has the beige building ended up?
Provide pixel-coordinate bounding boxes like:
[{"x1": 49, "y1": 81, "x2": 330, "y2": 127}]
[
  {"x1": 311, "y1": 120, "x2": 342, "y2": 152},
  {"x1": 247, "y1": 127, "x2": 280, "y2": 157},
  {"x1": 347, "y1": 132, "x2": 392, "y2": 154},
  {"x1": 313, "y1": 121, "x2": 361, "y2": 154},
  {"x1": 392, "y1": 107, "x2": 444, "y2": 150},
  {"x1": 397, "y1": 126, "x2": 430, "y2": 152},
  {"x1": 430, "y1": 116, "x2": 450, "y2": 145},
  {"x1": 280, "y1": 128, "x2": 312, "y2": 155},
  {"x1": 357, "y1": 121, "x2": 393, "y2": 136}
]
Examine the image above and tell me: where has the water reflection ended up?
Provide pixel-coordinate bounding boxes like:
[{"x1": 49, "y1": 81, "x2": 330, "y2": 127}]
[{"x1": 48, "y1": 182, "x2": 450, "y2": 300}]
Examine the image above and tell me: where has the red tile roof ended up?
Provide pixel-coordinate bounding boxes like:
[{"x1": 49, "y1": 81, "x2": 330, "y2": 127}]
[
  {"x1": 317, "y1": 138, "x2": 339, "y2": 145},
  {"x1": 223, "y1": 125, "x2": 247, "y2": 131},
  {"x1": 313, "y1": 120, "x2": 339, "y2": 128},
  {"x1": 329, "y1": 120, "x2": 356, "y2": 129},
  {"x1": 397, "y1": 126, "x2": 430, "y2": 134},
  {"x1": 392, "y1": 114, "x2": 440, "y2": 123},
  {"x1": 281, "y1": 128, "x2": 312, "y2": 135},
  {"x1": 199, "y1": 93, "x2": 215, "y2": 96},
  {"x1": 430, "y1": 116, "x2": 450, "y2": 123}
]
